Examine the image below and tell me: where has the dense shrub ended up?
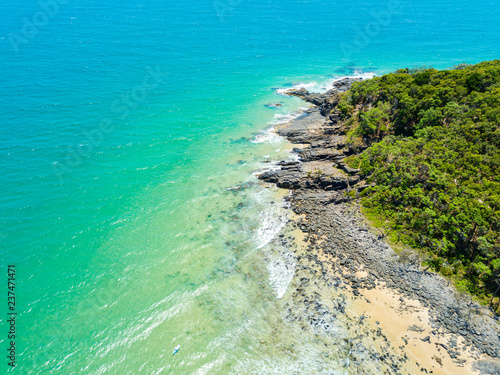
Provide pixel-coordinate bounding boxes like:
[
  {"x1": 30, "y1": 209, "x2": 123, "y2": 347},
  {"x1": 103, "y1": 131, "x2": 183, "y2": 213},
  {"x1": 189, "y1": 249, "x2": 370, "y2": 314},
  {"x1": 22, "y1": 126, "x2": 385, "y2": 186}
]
[{"x1": 345, "y1": 60, "x2": 500, "y2": 308}]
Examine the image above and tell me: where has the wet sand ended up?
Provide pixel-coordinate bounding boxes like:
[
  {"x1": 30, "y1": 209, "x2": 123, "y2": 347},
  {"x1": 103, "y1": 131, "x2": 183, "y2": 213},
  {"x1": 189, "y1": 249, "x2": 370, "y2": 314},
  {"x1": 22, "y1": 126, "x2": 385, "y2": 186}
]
[{"x1": 258, "y1": 86, "x2": 500, "y2": 374}]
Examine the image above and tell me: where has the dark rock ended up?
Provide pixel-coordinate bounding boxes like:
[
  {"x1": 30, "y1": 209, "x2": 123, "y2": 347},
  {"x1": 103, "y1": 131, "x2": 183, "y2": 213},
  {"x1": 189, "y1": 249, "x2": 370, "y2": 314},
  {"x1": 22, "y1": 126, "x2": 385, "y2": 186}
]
[
  {"x1": 260, "y1": 73, "x2": 500, "y2": 367},
  {"x1": 284, "y1": 88, "x2": 328, "y2": 106},
  {"x1": 279, "y1": 161, "x2": 300, "y2": 166},
  {"x1": 331, "y1": 77, "x2": 364, "y2": 93},
  {"x1": 437, "y1": 343, "x2": 448, "y2": 351},
  {"x1": 409, "y1": 325, "x2": 426, "y2": 333}
]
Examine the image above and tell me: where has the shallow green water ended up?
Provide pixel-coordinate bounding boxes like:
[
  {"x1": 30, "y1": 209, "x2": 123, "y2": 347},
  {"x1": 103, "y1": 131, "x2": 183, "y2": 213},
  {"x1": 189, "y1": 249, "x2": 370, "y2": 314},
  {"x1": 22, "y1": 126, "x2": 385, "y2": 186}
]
[{"x1": 1, "y1": 0, "x2": 500, "y2": 373}]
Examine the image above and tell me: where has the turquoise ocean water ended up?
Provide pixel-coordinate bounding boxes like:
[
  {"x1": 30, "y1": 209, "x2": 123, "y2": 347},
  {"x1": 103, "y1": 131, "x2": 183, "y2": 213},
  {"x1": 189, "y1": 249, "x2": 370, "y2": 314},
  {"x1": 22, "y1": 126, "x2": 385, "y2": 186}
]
[{"x1": 1, "y1": 0, "x2": 499, "y2": 373}]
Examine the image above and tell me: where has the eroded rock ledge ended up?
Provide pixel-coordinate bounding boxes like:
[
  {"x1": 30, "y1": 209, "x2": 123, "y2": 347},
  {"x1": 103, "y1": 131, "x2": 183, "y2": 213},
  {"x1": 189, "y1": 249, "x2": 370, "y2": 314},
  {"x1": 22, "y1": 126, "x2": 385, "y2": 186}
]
[
  {"x1": 260, "y1": 78, "x2": 368, "y2": 196},
  {"x1": 259, "y1": 77, "x2": 500, "y2": 374}
]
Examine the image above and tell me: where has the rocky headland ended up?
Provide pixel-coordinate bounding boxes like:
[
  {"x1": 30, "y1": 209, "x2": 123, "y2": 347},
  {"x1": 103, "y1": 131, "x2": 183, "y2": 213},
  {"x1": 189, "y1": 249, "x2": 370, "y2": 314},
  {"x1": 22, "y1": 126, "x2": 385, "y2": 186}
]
[{"x1": 258, "y1": 78, "x2": 500, "y2": 374}]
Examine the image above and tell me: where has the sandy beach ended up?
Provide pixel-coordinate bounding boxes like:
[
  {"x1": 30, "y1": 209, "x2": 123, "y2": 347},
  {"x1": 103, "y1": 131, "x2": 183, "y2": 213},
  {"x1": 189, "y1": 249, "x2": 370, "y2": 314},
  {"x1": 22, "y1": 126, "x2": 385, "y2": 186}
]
[{"x1": 258, "y1": 78, "x2": 500, "y2": 374}]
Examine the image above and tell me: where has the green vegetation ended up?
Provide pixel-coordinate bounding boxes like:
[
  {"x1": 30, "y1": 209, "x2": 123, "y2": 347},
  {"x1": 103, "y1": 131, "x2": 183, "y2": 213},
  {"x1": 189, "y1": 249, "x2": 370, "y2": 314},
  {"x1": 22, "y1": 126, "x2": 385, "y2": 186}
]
[
  {"x1": 337, "y1": 94, "x2": 355, "y2": 117},
  {"x1": 307, "y1": 169, "x2": 325, "y2": 179},
  {"x1": 342, "y1": 61, "x2": 500, "y2": 310}
]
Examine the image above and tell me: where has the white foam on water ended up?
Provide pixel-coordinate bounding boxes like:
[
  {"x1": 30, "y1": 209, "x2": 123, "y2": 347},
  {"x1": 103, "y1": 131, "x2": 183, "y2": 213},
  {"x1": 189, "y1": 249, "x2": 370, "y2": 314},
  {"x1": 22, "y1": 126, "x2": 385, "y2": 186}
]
[
  {"x1": 234, "y1": 342, "x2": 346, "y2": 375},
  {"x1": 92, "y1": 284, "x2": 210, "y2": 361},
  {"x1": 269, "y1": 106, "x2": 309, "y2": 126},
  {"x1": 251, "y1": 190, "x2": 289, "y2": 250},
  {"x1": 249, "y1": 126, "x2": 282, "y2": 144},
  {"x1": 194, "y1": 354, "x2": 227, "y2": 375},
  {"x1": 251, "y1": 105, "x2": 309, "y2": 145},
  {"x1": 267, "y1": 249, "x2": 296, "y2": 299},
  {"x1": 275, "y1": 80, "x2": 320, "y2": 96},
  {"x1": 251, "y1": 160, "x2": 281, "y2": 180},
  {"x1": 276, "y1": 72, "x2": 376, "y2": 96},
  {"x1": 248, "y1": 106, "x2": 307, "y2": 300},
  {"x1": 242, "y1": 184, "x2": 296, "y2": 299}
]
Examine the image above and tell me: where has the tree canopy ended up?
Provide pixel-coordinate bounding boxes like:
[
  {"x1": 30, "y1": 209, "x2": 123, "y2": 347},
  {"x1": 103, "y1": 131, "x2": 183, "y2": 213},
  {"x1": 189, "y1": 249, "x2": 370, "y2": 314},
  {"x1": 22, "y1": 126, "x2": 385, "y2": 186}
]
[{"x1": 343, "y1": 61, "x2": 500, "y2": 309}]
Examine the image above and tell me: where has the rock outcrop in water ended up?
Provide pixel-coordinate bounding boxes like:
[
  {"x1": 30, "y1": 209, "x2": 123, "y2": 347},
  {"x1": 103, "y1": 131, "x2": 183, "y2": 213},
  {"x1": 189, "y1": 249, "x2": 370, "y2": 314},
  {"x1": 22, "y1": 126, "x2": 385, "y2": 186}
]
[
  {"x1": 285, "y1": 78, "x2": 363, "y2": 117},
  {"x1": 259, "y1": 77, "x2": 500, "y2": 374}
]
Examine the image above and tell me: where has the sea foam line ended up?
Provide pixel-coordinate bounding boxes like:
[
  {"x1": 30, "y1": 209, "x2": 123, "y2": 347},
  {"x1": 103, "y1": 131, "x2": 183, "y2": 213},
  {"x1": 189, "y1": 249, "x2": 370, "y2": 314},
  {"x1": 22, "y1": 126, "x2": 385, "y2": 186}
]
[
  {"x1": 275, "y1": 72, "x2": 376, "y2": 96},
  {"x1": 250, "y1": 105, "x2": 309, "y2": 145}
]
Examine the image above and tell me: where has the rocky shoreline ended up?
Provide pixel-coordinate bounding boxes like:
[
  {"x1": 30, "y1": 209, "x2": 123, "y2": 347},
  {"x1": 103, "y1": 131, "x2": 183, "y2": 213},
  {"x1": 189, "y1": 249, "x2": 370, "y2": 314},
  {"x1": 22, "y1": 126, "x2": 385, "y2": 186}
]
[{"x1": 259, "y1": 78, "x2": 500, "y2": 374}]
